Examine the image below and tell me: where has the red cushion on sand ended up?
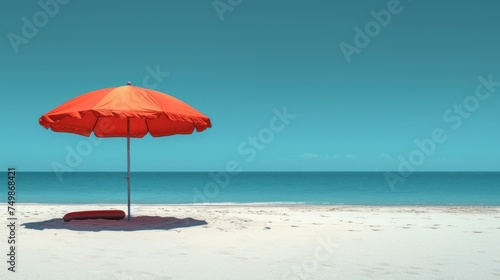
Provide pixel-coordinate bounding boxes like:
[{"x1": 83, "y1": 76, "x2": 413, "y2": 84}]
[{"x1": 63, "y1": 210, "x2": 126, "y2": 222}]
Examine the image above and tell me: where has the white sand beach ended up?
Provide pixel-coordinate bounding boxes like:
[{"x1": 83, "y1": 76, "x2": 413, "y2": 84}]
[{"x1": 2, "y1": 204, "x2": 500, "y2": 279}]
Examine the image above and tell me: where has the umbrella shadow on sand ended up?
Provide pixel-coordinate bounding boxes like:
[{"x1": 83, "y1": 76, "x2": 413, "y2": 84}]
[{"x1": 22, "y1": 216, "x2": 208, "y2": 232}]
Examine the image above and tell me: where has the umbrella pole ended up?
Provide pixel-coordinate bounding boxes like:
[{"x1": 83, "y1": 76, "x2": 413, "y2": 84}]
[{"x1": 127, "y1": 118, "x2": 131, "y2": 221}]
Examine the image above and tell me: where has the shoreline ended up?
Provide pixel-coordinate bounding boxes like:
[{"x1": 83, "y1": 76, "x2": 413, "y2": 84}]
[
  {"x1": 13, "y1": 202, "x2": 500, "y2": 209},
  {"x1": 11, "y1": 203, "x2": 500, "y2": 211}
]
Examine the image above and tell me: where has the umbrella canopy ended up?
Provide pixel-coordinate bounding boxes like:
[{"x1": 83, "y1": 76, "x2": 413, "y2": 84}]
[
  {"x1": 39, "y1": 82, "x2": 212, "y2": 219},
  {"x1": 39, "y1": 82, "x2": 211, "y2": 137}
]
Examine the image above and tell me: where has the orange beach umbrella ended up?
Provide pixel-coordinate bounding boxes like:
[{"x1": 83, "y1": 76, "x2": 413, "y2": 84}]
[{"x1": 39, "y1": 82, "x2": 212, "y2": 219}]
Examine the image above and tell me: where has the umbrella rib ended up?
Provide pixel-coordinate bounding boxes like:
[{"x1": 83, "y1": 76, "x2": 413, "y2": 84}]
[
  {"x1": 89, "y1": 114, "x2": 100, "y2": 137},
  {"x1": 145, "y1": 118, "x2": 151, "y2": 136},
  {"x1": 144, "y1": 90, "x2": 161, "y2": 109}
]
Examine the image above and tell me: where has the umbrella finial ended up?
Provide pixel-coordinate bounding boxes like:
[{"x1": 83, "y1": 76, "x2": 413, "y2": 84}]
[{"x1": 127, "y1": 81, "x2": 131, "y2": 85}]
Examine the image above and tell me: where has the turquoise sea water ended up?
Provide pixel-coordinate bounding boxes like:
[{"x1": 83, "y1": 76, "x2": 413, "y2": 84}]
[{"x1": 3, "y1": 172, "x2": 500, "y2": 205}]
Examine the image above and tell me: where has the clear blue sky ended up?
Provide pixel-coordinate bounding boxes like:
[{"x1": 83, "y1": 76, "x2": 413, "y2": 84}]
[{"x1": 1, "y1": 0, "x2": 500, "y2": 172}]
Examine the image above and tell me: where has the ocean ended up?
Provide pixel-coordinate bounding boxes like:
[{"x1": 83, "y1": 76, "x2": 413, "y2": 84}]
[{"x1": 3, "y1": 172, "x2": 500, "y2": 205}]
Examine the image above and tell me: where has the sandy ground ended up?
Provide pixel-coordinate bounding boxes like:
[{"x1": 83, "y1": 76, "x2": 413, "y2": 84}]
[{"x1": 1, "y1": 204, "x2": 500, "y2": 279}]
